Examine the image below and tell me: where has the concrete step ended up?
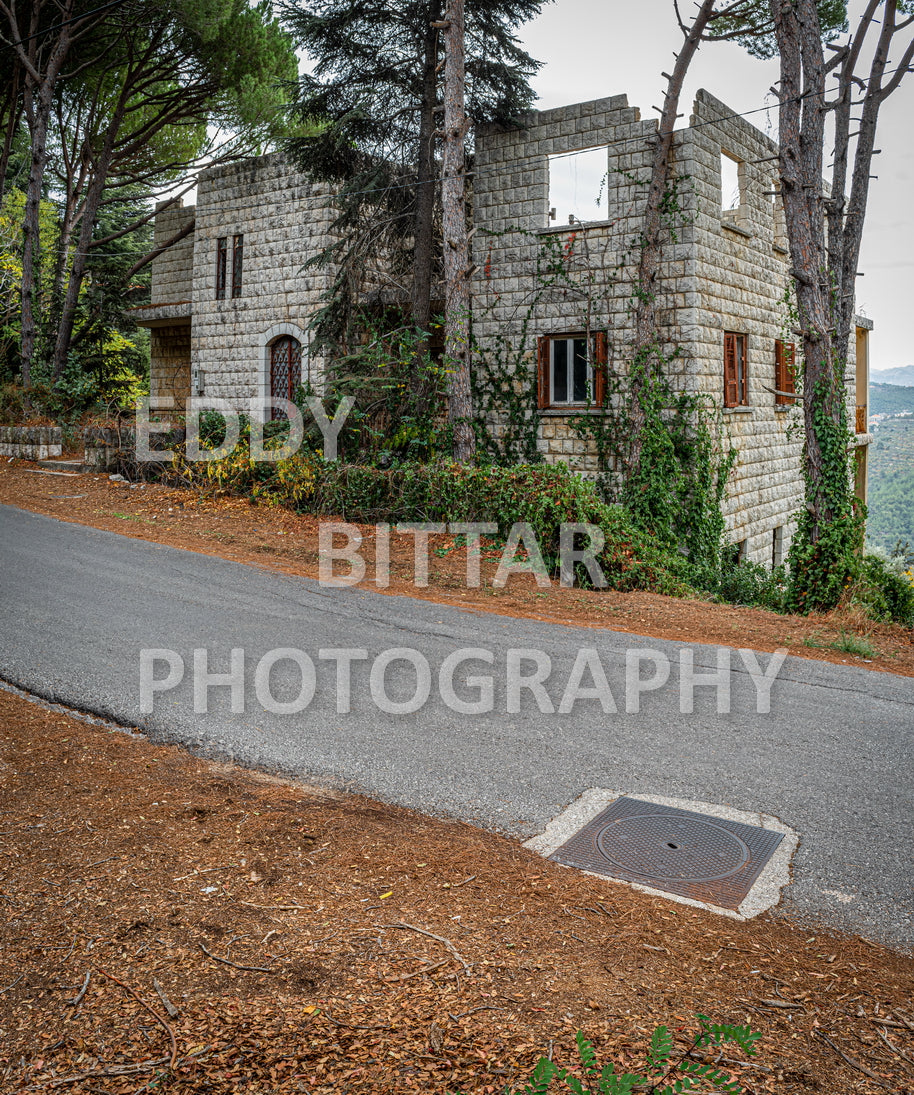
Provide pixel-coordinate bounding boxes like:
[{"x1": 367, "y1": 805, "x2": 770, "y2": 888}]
[{"x1": 34, "y1": 458, "x2": 87, "y2": 473}]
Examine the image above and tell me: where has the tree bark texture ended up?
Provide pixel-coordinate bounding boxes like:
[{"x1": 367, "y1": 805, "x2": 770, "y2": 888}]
[
  {"x1": 441, "y1": 0, "x2": 474, "y2": 461},
  {"x1": 411, "y1": 0, "x2": 441, "y2": 337}
]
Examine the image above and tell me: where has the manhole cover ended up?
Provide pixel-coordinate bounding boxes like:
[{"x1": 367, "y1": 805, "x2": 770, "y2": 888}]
[{"x1": 550, "y1": 796, "x2": 784, "y2": 910}]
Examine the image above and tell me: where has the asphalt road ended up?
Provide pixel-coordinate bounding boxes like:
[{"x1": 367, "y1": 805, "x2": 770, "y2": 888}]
[{"x1": 1, "y1": 504, "x2": 912, "y2": 948}]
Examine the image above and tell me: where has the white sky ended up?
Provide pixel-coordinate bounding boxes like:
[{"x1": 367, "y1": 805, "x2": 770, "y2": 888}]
[{"x1": 518, "y1": 0, "x2": 914, "y2": 369}]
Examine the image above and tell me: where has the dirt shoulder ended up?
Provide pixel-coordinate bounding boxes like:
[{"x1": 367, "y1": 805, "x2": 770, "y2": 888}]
[
  {"x1": 1, "y1": 685, "x2": 912, "y2": 1094},
  {"x1": 1, "y1": 461, "x2": 912, "y2": 678}
]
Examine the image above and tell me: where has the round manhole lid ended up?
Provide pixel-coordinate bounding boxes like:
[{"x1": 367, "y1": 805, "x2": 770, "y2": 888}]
[{"x1": 595, "y1": 814, "x2": 751, "y2": 883}]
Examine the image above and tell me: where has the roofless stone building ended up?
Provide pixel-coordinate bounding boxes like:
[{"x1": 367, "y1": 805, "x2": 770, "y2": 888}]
[{"x1": 135, "y1": 91, "x2": 873, "y2": 568}]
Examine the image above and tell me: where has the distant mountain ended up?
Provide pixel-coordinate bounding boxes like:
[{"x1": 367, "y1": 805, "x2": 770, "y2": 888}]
[
  {"x1": 870, "y1": 383, "x2": 914, "y2": 416},
  {"x1": 870, "y1": 365, "x2": 914, "y2": 386}
]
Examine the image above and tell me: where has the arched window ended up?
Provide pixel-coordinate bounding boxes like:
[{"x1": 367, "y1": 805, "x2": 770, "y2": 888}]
[{"x1": 269, "y1": 335, "x2": 302, "y2": 418}]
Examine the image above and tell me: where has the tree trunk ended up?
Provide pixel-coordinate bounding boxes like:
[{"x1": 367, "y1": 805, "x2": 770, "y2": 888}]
[
  {"x1": 12, "y1": 0, "x2": 78, "y2": 386},
  {"x1": 411, "y1": 0, "x2": 441, "y2": 337},
  {"x1": 0, "y1": 62, "x2": 23, "y2": 206},
  {"x1": 19, "y1": 80, "x2": 53, "y2": 386},
  {"x1": 441, "y1": 0, "x2": 474, "y2": 461},
  {"x1": 629, "y1": 0, "x2": 717, "y2": 474},
  {"x1": 51, "y1": 128, "x2": 116, "y2": 378}
]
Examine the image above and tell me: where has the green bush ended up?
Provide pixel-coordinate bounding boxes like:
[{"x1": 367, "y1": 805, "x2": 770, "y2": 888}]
[
  {"x1": 166, "y1": 442, "x2": 691, "y2": 595},
  {"x1": 851, "y1": 552, "x2": 914, "y2": 626},
  {"x1": 711, "y1": 558, "x2": 787, "y2": 612}
]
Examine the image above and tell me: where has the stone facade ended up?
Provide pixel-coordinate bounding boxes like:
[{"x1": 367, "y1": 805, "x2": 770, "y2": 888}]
[
  {"x1": 136, "y1": 154, "x2": 336, "y2": 414},
  {"x1": 471, "y1": 89, "x2": 872, "y2": 566},
  {"x1": 139, "y1": 92, "x2": 872, "y2": 569}
]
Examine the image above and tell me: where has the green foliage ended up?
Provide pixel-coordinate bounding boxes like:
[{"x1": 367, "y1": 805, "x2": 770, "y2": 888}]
[
  {"x1": 326, "y1": 315, "x2": 452, "y2": 462},
  {"x1": 850, "y1": 550, "x2": 914, "y2": 626},
  {"x1": 830, "y1": 630, "x2": 877, "y2": 657},
  {"x1": 713, "y1": 0, "x2": 848, "y2": 60},
  {"x1": 166, "y1": 440, "x2": 691, "y2": 593},
  {"x1": 713, "y1": 557, "x2": 787, "y2": 611},
  {"x1": 785, "y1": 370, "x2": 862, "y2": 614},
  {"x1": 504, "y1": 1016, "x2": 761, "y2": 1095}
]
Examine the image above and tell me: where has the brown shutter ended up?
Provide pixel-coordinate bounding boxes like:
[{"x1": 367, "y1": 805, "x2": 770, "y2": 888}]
[
  {"x1": 537, "y1": 336, "x2": 550, "y2": 409},
  {"x1": 724, "y1": 333, "x2": 738, "y2": 408},
  {"x1": 775, "y1": 340, "x2": 796, "y2": 404},
  {"x1": 594, "y1": 330, "x2": 607, "y2": 406},
  {"x1": 783, "y1": 341, "x2": 796, "y2": 397},
  {"x1": 774, "y1": 339, "x2": 785, "y2": 404}
]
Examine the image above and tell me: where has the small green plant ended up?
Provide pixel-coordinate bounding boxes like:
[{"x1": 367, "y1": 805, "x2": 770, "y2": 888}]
[
  {"x1": 506, "y1": 1018, "x2": 761, "y2": 1095},
  {"x1": 803, "y1": 630, "x2": 827, "y2": 649},
  {"x1": 830, "y1": 630, "x2": 877, "y2": 658}
]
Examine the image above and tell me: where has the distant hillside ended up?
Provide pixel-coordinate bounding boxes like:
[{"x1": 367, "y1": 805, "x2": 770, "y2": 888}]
[
  {"x1": 871, "y1": 365, "x2": 914, "y2": 386},
  {"x1": 867, "y1": 468, "x2": 914, "y2": 554},
  {"x1": 867, "y1": 415, "x2": 914, "y2": 553},
  {"x1": 870, "y1": 383, "x2": 914, "y2": 415}
]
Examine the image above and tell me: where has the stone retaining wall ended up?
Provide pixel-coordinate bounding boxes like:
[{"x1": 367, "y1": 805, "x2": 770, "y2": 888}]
[{"x1": 0, "y1": 425, "x2": 62, "y2": 459}]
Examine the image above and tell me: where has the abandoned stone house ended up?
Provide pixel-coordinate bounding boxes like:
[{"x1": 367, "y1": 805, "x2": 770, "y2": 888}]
[{"x1": 134, "y1": 88, "x2": 873, "y2": 569}]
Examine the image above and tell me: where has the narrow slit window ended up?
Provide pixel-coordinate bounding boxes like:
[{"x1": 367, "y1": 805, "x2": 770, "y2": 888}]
[
  {"x1": 215, "y1": 237, "x2": 228, "y2": 300},
  {"x1": 774, "y1": 339, "x2": 797, "y2": 404},
  {"x1": 231, "y1": 234, "x2": 244, "y2": 298},
  {"x1": 548, "y1": 147, "x2": 608, "y2": 225}
]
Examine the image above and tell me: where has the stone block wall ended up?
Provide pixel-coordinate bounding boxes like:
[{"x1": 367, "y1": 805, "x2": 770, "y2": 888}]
[
  {"x1": 0, "y1": 425, "x2": 62, "y2": 459},
  {"x1": 473, "y1": 95, "x2": 662, "y2": 477},
  {"x1": 190, "y1": 153, "x2": 336, "y2": 408},
  {"x1": 472, "y1": 90, "x2": 873, "y2": 567},
  {"x1": 150, "y1": 200, "x2": 195, "y2": 304},
  {"x1": 149, "y1": 324, "x2": 191, "y2": 406},
  {"x1": 674, "y1": 89, "x2": 805, "y2": 565}
]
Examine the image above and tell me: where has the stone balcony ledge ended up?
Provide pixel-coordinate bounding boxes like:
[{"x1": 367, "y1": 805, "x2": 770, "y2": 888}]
[{"x1": 130, "y1": 300, "x2": 192, "y2": 327}]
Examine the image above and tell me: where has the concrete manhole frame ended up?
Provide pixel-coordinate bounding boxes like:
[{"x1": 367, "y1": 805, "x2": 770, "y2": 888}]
[{"x1": 524, "y1": 789, "x2": 799, "y2": 920}]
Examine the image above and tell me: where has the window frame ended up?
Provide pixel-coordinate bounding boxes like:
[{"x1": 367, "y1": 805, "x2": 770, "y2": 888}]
[
  {"x1": 537, "y1": 331, "x2": 607, "y2": 410},
  {"x1": 723, "y1": 331, "x2": 749, "y2": 408},
  {"x1": 774, "y1": 338, "x2": 797, "y2": 405},
  {"x1": 231, "y1": 234, "x2": 244, "y2": 298},
  {"x1": 215, "y1": 237, "x2": 228, "y2": 300}
]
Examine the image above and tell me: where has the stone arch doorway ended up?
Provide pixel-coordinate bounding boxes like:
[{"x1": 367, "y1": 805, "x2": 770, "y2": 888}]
[{"x1": 269, "y1": 334, "x2": 302, "y2": 418}]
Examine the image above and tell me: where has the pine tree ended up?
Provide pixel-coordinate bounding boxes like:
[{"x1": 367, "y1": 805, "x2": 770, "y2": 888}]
[{"x1": 282, "y1": 0, "x2": 545, "y2": 349}]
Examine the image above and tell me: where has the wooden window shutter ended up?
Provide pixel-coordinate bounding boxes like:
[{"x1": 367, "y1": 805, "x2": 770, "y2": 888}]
[
  {"x1": 537, "y1": 336, "x2": 550, "y2": 409},
  {"x1": 594, "y1": 330, "x2": 608, "y2": 406},
  {"x1": 783, "y1": 341, "x2": 796, "y2": 398},
  {"x1": 775, "y1": 340, "x2": 796, "y2": 404},
  {"x1": 724, "y1": 333, "x2": 738, "y2": 407}
]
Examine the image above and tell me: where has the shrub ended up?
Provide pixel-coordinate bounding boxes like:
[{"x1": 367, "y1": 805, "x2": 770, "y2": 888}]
[
  {"x1": 711, "y1": 558, "x2": 787, "y2": 612},
  {"x1": 850, "y1": 552, "x2": 914, "y2": 626},
  {"x1": 504, "y1": 1018, "x2": 761, "y2": 1094},
  {"x1": 166, "y1": 442, "x2": 691, "y2": 595}
]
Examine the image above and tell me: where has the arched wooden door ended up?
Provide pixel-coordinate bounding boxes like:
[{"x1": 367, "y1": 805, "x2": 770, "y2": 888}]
[{"x1": 269, "y1": 335, "x2": 302, "y2": 418}]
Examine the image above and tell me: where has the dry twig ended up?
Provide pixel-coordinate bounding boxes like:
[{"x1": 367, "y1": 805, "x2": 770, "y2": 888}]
[
  {"x1": 814, "y1": 1030, "x2": 889, "y2": 1088},
  {"x1": 198, "y1": 943, "x2": 273, "y2": 973},
  {"x1": 383, "y1": 959, "x2": 448, "y2": 983},
  {"x1": 383, "y1": 922, "x2": 471, "y2": 975},
  {"x1": 94, "y1": 967, "x2": 178, "y2": 1070},
  {"x1": 66, "y1": 971, "x2": 91, "y2": 1007}
]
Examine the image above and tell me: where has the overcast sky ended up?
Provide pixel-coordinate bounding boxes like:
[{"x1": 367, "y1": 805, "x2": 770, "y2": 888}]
[{"x1": 517, "y1": 0, "x2": 914, "y2": 370}]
